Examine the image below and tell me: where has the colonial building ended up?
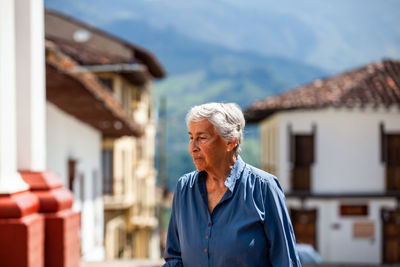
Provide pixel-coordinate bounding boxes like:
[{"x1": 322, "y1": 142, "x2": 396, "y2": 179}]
[
  {"x1": 245, "y1": 59, "x2": 400, "y2": 264},
  {"x1": 44, "y1": 10, "x2": 165, "y2": 260},
  {"x1": 0, "y1": 1, "x2": 81, "y2": 266},
  {"x1": 45, "y1": 38, "x2": 145, "y2": 260}
]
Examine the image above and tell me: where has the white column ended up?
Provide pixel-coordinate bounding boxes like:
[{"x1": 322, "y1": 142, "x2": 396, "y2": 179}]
[
  {"x1": 0, "y1": 0, "x2": 29, "y2": 193},
  {"x1": 15, "y1": 0, "x2": 46, "y2": 171}
]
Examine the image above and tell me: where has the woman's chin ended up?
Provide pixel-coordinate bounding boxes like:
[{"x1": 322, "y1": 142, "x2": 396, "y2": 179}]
[
  {"x1": 193, "y1": 162, "x2": 205, "y2": 171},
  {"x1": 194, "y1": 165, "x2": 204, "y2": 171}
]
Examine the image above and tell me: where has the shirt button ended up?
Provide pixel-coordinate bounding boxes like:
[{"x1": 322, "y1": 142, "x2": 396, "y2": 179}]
[
  {"x1": 205, "y1": 235, "x2": 209, "y2": 239},
  {"x1": 204, "y1": 248, "x2": 208, "y2": 253}
]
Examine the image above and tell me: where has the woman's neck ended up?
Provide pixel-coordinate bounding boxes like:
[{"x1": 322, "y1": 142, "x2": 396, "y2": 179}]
[{"x1": 206, "y1": 154, "x2": 236, "y2": 185}]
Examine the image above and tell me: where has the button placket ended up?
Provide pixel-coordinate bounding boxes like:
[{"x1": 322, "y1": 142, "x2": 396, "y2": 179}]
[{"x1": 204, "y1": 220, "x2": 212, "y2": 257}]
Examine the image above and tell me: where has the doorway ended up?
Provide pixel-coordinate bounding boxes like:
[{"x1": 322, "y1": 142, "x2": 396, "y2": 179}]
[{"x1": 291, "y1": 209, "x2": 317, "y2": 249}]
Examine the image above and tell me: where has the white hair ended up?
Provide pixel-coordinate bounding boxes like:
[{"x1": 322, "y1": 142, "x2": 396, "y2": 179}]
[{"x1": 186, "y1": 102, "x2": 245, "y2": 156}]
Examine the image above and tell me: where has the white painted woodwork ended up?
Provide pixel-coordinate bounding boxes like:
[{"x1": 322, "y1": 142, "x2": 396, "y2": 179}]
[
  {"x1": 0, "y1": 0, "x2": 29, "y2": 194},
  {"x1": 15, "y1": 0, "x2": 46, "y2": 171}
]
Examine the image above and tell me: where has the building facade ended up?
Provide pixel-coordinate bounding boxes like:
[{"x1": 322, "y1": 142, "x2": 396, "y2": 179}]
[
  {"x1": 101, "y1": 77, "x2": 159, "y2": 259},
  {"x1": 45, "y1": 35, "x2": 147, "y2": 260},
  {"x1": 44, "y1": 10, "x2": 165, "y2": 260},
  {"x1": 245, "y1": 59, "x2": 400, "y2": 264},
  {"x1": 0, "y1": 1, "x2": 81, "y2": 266}
]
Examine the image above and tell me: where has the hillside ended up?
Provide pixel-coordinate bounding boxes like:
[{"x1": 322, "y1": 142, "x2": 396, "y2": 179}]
[
  {"x1": 46, "y1": 0, "x2": 400, "y2": 72},
  {"x1": 44, "y1": 2, "x2": 346, "y2": 189},
  {"x1": 100, "y1": 18, "x2": 326, "y2": 188}
]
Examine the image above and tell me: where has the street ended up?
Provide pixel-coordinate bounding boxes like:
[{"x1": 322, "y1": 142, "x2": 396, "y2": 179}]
[{"x1": 80, "y1": 260, "x2": 399, "y2": 267}]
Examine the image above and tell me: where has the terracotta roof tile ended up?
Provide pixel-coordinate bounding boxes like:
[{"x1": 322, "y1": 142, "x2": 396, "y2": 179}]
[
  {"x1": 245, "y1": 59, "x2": 400, "y2": 123},
  {"x1": 45, "y1": 40, "x2": 144, "y2": 137},
  {"x1": 47, "y1": 36, "x2": 130, "y2": 66},
  {"x1": 45, "y1": 9, "x2": 165, "y2": 79}
]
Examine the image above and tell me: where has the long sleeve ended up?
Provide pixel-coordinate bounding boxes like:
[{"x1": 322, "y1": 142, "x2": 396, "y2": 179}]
[
  {"x1": 263, "y1": 179, "x2": 301, "y2": 267},
  {"x1": 163, "y1": 185, "x2": 183, "y2": 267}
]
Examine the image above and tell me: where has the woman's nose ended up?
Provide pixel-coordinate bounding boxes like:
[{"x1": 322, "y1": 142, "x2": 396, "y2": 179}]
[{"x1": 190, "y1": 140, "x2": 199, "y2": 152}]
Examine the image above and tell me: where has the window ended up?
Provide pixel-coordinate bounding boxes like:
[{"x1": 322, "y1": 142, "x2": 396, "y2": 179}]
[
  {"x1": 290, "y1": 209, "x2": 317, "y2": 248},
  {"x1": 99, "y1": 77, "x2": 113, "y2": 92},
  {"x1": 102, "y1": 149, "x2": 113, "y2": 195},
  {"x1": 68, "y1": 159, "x2": 77, "y2": 192},
  {"x1": 381, "y1": 123, "x2": 400, "y2": 191},
  {"x1": 385, "y1": 135, "x2": 400, "y2": 191},
  {"x1": 382, "y1": 209, "x2": 400, "y2": 263},
  {"x1": 340, "y1": 204, "x2": 368, "y2": 216},
  {"x1": 289, "y1": 125, "x2": 316, "y2": 192}
]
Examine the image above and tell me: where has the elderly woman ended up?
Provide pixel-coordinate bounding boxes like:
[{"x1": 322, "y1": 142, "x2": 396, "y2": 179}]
[{"x1": 163, "y1": 103, "x2": 300, "y2": 267}]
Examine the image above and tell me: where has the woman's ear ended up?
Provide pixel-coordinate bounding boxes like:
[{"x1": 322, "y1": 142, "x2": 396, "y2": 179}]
[{"x1": 226, "y1": 138, "x2": 237, "y2": 152}]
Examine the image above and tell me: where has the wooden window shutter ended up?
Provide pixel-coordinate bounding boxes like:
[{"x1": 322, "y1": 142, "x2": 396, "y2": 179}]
[
  {"x1": 295, "y1": 135, "x2": 314, "y2": 166},
  {"x1": 381, "y1": 123, "x2": 387, "y2": 163},
  {"x1": 68, "y1": 159, "x2": 77, "y2": 192},
  {"x1": 288, "y1": 124, "x2": 295, "y2": 164}
]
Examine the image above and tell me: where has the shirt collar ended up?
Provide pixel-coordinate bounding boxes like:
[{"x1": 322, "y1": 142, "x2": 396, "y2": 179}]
[{"x1": 224, "y1": 155, "x2": 246, "y2": 192}]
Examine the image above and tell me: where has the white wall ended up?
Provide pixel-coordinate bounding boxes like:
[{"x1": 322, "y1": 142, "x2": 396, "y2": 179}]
[
  {"x1": 261, "y1": 106, "x2": 400, "y2": 263},
  {"x1": 46, "y1": 102, "x2": 104, "y2": 260},
  {"x1": 287, "y1": 198, "x2": 397, "y2": 263},
  {"x1": 260, "y1": 106, "x2": 400, "y2": 193}
]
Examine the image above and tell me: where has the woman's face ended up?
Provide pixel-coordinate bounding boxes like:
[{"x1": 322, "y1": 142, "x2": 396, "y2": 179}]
[{"x1": 188, "y1": 119, "x2": 230, "y2": 172}]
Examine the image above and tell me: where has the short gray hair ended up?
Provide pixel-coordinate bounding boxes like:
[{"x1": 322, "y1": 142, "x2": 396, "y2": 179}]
[{"x1": 186, "y1": 102, "x2": 245, "y2": 156}]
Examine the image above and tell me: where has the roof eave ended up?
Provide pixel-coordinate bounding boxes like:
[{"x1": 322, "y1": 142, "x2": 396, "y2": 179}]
[
  {"x1": 45, "y1": 41, "x2": 144, "y2": 138},
  {"x1": 45, "y1": 9, "x2": 166, "y2": 79}
]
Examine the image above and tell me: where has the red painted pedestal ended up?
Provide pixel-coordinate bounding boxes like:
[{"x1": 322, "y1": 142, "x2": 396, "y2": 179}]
[
  {"x1": 0, "y1": 190, "x2": 44, "y2": 267},
  {"x1": 20, "y1": 170, "x2": 81, "y2": 267}
]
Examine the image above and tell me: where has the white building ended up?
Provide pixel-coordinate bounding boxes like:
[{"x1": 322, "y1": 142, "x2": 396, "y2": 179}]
[
  {"x1": 45, "y1": 10, "x2": 165, "y2": 260},
  {"x1": 45, "y1": 39, "x2": 146, "y2": 260},
  {"x1": 0, "y1": 2, "x2": 161, "y2": 265},
  {"x1": 0, "y1": 1, "x2": 81, "y2": 266},
  {"x1": 245, "y1": 59, "x2": 400, "y2": 264}
]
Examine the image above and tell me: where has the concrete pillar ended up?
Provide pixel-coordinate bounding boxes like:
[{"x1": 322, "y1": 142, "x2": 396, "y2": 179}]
[
  {"x1": 0, "y1": 1, "x2": 44, "y2": 266},
  {"x1": 14, "y1": 1, "x2": 81, "y2": 266},
  {"x1": 0, "y1": 0, "x2": 30, "y2": 194},
  {"x1": 16, "y1": 0, "x2": 46, "y2": 171}
]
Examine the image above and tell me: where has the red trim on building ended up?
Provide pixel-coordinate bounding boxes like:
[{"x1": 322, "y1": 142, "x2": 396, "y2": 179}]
[
  {"x1": 0, "y1": 190, "x2": 39, "y2": 217},
  {"x1": 0, "y1": 190, "x2": 44, "y2": 267},
  {"x1": 20, "y1": 170, "x2": 73, "y2": 212},
  {"x1": 20, "y1": 170, "x2": 80, "y2": 267}
]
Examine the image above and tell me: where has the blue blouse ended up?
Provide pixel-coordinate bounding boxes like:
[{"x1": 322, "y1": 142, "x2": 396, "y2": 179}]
[{"x1": 163, "y1": 156, "x2": 301, "y2": 267}]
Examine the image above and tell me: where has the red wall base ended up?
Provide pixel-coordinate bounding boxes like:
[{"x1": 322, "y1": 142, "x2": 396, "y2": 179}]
[
  {"x1": 45, "y1": 210, "x2": 80, "y2": 267},
  {"x1": 20, "y1": 170, "x2": 81, "y2": 267},
  {"x1": 0, "y1": 191, "x2": 44, "y2": 267}
]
